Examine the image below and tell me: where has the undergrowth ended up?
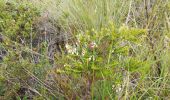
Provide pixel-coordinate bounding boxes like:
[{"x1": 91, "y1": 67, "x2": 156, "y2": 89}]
[{"x1": 0, "y1": 0, "x2": 170, "y2": 99}]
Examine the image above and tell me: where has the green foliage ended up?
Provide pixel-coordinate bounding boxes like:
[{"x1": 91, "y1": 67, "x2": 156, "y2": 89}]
[
  {"x1": 0, "y1": 1, "x2": 39, "y2": 42},
  {"x1": 0, "y1": 1, "x2": 47, "y2": 99},
  {"x1": 54, "y1": 23, "x2": 146, "y2": 99},
  {"x1": 0, "y1": 0, "x2": 170, "y2": 99}
]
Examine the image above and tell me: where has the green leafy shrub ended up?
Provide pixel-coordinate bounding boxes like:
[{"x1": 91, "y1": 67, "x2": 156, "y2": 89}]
[
  {"x1": 0, "y1": 1, "x2": 48, "y2": 99},
  {"x1": 0, "y1": 1, "x2": 39, "y2": 43},
  {"x1": 52, "y1": 23, "x2": 147, "y2": 99}
]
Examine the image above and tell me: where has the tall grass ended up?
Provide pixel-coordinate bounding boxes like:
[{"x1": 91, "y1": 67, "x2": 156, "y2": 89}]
[{"x1": 32, "y1": 0, "x2": 131, "y2": 30}]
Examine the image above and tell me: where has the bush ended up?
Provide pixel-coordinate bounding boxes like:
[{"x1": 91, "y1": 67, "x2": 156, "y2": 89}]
[
  {"x1": 51, "y1": 23, "x2": 147, "y2": 99},
  {"x1": 0, "y1": 1, "x2": 39, "y2": 42},
  {"x1": 0, "y1": 1, "x2": 46, "y2": 99}
]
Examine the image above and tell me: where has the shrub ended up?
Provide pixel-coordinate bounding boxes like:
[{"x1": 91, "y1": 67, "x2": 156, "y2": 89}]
[
  {"x1": 51, "y1": 23, "x2": 147, "y2": 99},
  {"x1": 0, "y1": 1, "x2": 46, "y2": 99},
  {"x1": 0, "y1": 1, "x2": 39, "y2": 43}
]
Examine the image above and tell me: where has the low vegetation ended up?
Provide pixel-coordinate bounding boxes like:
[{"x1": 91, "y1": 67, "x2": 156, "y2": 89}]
[{"x1": 0, "y1": 0, "x2": 170, "y2": 99}]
